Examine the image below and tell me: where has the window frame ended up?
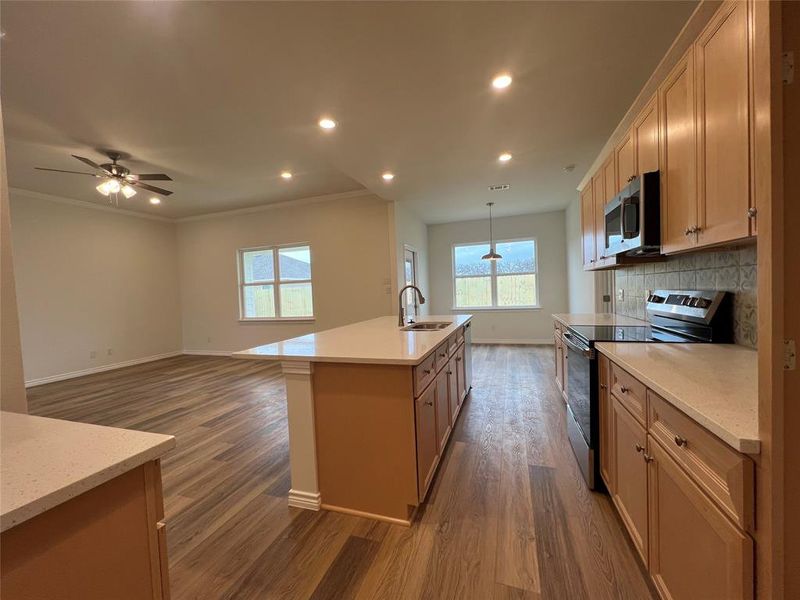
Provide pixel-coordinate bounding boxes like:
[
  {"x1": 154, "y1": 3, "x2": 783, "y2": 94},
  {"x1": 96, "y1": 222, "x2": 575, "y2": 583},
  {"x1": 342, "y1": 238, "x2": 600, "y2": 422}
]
[
  {"x1": 451, "y1": 237, "x2": 541, "y2": 311},
  {"x1": 237, "y1": 242, "x2": 315, "y2": 322}
]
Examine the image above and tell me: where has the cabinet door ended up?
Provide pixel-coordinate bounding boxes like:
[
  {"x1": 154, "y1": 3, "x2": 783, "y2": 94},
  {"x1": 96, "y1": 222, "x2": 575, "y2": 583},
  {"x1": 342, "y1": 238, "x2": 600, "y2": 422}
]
[
  {"x1": 456, "y1": 345, "x2": 467, "y2": 402},
  {"x1": 634, "y1": 95, "x2": 659, "y2": 176},
  {"x1": 434, "y1": 370, "x2": 451, "y2": 452},
  {"x1": 695, "y1": 0, "x2": 751, "y2": 247},
  {"x1": 593, "y1": 168, "x2": 606, "y2": 261},
  {"x1": 659, "y1": 47, "x2": 697, "y2": 254},
  {"x1": 615, "y1": 130, "x2": 636, "y2": 193},
  {"x1": 648, "y1": 438, "x2": 753, "y2": 600},
  {"x1": 447, "y1": 356, "x2": 459, "y2": 420},
  {"x1": 598, "y1": 354, "x2": 614, "y2": 493},
  {"x1": 554, "y1": 334, "x2": 564, "y2": 393},
  {"x1": 612, "y1": 396, "x2": 649, "y2": 565},
  {"x1": 415, "y1": 383, "x2": 439, "y2": 501},
  {"x1": 580, "y1": 183, "x2": 596, "y2": 268},
  {"x1": 603, "y1": 153, "x2": 616, "y2": 201}
]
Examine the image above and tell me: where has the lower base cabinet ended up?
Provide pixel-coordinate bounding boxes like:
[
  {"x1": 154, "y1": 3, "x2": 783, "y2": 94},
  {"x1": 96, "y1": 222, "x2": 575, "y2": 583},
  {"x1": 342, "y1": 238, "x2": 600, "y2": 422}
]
[
  {"x1": 648, "y1": 439, "x2": 753, "y2": 600},
  {"x1": 415, "y1": 382, "x2": 439, "y2": 500}
]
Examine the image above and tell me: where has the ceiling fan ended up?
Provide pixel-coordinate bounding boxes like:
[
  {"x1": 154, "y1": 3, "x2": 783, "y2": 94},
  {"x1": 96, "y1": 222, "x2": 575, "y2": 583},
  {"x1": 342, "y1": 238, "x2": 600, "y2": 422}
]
[{"x1": 35, "y1": 151, "x2": 173, "y2": 201}]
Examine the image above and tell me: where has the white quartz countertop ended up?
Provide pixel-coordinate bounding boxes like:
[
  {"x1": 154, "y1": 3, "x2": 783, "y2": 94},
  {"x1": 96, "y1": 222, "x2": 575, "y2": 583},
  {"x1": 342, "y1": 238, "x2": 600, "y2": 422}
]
[
  {"x1": 595, "y1": 342, "x2": 759, "y2": 454},
  {"x1": 552, "y1": 313, "x2": 648, "y2": 327},
  {"x1": 1, "y1": 412, "x2": 175, "y2": 532},
  {"x1": 233, "y1": 315, "x2": 472, "y2": 366}
]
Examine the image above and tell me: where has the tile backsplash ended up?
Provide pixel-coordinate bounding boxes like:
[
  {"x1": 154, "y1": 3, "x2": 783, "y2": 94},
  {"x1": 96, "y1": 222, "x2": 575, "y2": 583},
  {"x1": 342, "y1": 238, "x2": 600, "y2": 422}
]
[{"x1": 613, "y1": 244, "x2": 757, "y2": 348}]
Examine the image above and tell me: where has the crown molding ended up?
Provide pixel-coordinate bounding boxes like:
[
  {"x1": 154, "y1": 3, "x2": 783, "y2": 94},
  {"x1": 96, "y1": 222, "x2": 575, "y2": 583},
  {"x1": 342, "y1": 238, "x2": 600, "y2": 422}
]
[
  {"x1": 174, "y1": 188, "x2": 379, "y2": 223},
  {"x1": 8, "y1": 187, "x2": 174, "y2": 223}
]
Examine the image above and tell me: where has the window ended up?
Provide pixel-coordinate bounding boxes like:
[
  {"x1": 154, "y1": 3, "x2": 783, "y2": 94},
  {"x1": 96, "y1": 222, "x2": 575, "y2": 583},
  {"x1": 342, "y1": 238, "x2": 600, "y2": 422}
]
[
  {"x1": 238, "y1": 244, "x2": 314, "y2": 320},
  {"x1": 452, "y1": 239, "x2": 538, "y2": 309}
]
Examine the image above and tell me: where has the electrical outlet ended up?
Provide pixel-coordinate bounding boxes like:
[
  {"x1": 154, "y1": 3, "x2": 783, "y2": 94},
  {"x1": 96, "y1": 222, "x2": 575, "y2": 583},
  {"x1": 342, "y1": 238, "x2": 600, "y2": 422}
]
[
  {"x1": 90, "y1": 351, "x2": 97, "y2": 359},
  {"x1": 617, "y1": 288, "x2": 625, "y2": 301}
]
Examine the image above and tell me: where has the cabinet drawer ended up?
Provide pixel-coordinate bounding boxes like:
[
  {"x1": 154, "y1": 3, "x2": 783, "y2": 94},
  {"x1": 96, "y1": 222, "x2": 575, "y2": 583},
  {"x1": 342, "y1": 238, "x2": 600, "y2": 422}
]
[
  {"x1": 554, "y1": 321, "x2": 563, "y2": 336},
  {"x1": 609, "y1": 361, "x2": 647, "y2": 426},
  {"x1": 433, "y1": 342, "x2": 450, "y2": 372},
  {"x1": 456, "y1": 326, "x2": 465, "y2": 347},
  {"x1": 447, "y1": 332, "x2": 459, "y2": 357},
  {"x1": 413, "y1": 353, "x2": 437, "y2": 397},
  {"x1": 648, "y1": 391, "x2": 754, "y2": 531}
]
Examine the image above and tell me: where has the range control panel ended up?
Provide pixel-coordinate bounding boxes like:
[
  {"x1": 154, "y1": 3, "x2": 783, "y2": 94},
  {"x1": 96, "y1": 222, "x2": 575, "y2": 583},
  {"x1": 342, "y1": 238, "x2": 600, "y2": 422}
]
[{"x1": 647, "y1": 293, "x2": 712, "y2": 309}]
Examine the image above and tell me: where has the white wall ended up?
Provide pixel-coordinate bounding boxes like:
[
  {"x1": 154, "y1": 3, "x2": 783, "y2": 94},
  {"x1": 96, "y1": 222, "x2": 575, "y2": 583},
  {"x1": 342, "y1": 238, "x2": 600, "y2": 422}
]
[
  {"x1": 427, "y1": 210, "x2": 568, "y2": 343},
  {"x1": 10, "y1": 191, "x2": 182, "y2": 384},
  {"x1": 177, "y1": 193, "x2": 394, "y2": 353},
  {"x1": 389, "y1": 201, "x2": 429, "y2": 316},
  {"x1": 565, "y1": 195, "x2": 598, "y2": 313}
]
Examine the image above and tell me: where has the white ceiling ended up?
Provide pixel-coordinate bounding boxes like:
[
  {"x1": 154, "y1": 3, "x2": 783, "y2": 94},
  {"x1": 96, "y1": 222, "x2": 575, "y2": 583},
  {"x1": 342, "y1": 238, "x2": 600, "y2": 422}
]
[{"x1": 1, "y1": 1, "x2": 696, "y2": 222}]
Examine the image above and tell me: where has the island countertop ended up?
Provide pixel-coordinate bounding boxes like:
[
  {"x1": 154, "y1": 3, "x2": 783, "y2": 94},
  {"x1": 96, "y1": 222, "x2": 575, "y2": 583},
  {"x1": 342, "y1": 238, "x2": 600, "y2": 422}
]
[
  {"x1": 1, "y1": 411, "x2": 175, "y2": 532},
  {"x1": 233, "y1": 315, "x2": 472, "y2": 366},
  {"x1": 595, "y1": 342, "x2": 759, "y2": 454}
]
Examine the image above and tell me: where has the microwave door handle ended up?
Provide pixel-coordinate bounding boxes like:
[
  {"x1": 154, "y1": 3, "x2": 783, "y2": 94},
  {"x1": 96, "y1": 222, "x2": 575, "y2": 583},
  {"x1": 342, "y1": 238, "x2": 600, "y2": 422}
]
[{"x1": 622, "y1": 197, "x2": 638, "y2": 238}]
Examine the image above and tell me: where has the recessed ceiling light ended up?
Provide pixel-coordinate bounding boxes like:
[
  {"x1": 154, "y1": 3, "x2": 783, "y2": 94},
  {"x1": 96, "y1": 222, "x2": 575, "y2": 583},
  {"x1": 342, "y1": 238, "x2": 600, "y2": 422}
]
[
  {"x1": 318, "y1": 117, "x2": 337, "y2": 130},
  {"x1": 382, "y1": 172, "x2": 395, "y2": 181},
  {"x1": 492, "y1": 73, "x2": 512, "y2": 89},
  {"x1": 498, "y1": 153, "x2": 512, "y2": 163},
  {"x1": 149, "y1": 197, "x2": 161, "y2": 205},
  {"x1": 281, "y1": 171, "x2": 293, "y2": 179}
]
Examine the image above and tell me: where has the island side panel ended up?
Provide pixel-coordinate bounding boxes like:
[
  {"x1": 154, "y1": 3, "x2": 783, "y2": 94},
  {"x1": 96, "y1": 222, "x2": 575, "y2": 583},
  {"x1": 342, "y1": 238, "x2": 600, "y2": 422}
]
[{"x1": 313, "y1": 362, "x2": 418, "y2": 523}]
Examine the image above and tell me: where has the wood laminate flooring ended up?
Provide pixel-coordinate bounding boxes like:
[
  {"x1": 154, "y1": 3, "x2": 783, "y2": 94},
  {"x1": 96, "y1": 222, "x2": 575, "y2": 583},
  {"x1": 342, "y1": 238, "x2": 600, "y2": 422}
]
[{"x1": 27, "y1": 346, "x2": 657, "y2": 600}]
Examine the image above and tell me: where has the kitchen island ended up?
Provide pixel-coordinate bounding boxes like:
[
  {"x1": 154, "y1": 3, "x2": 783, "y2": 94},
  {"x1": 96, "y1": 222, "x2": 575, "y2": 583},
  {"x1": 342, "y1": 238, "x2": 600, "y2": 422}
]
[{"x1": 234, "y1": 315, "x2": 472, "y2": 524}]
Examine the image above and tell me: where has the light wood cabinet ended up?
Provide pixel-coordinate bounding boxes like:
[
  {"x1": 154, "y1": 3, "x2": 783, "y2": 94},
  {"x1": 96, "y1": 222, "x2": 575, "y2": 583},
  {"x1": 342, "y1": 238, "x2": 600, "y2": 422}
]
[
  {"x1": 611, "y1": 395, "x2": 649, "y2": 565},
  {"x1": 456, "y1": 345, "x2": 467, "y2": 403},
  {"x1": 615, "y1": 129, "x2": 636, "y2": 193},
  {"x1": 659, "y1": 47, "x2": 697, "y2": 254},
  {"x1": 648, "y1": 439, "x2": 754, "y2": 600},
  {"x1": 593, "y1": 168, "x2": 607, "y2": 262},
  {"x1": 415, "y1": 382, "x2": 439, "y2": 501},
  {"x1": 580, "y1": 182, "x2": 595, "y2": 268},
  {"x1": 634, "y1": 95, "x2": 659, "y2": 176},
  {"x1": 554, "y1": 333, "x2": 564, "y2": 395},
  {"x1": 1, "y1": 461, "x2": 170, "y2": 600},
  {"x1": 695, "y1": 0, "x2": 752, "y2": 247},
  {"x1": 434, "y1": 369, "x2": 451, "y2": 453},
  {"x1": 447, "y1": 355, "x2": 459, "y2": 421},
  {"x1": 599, "y1": 353, "x2": 614, "y2": 492}
]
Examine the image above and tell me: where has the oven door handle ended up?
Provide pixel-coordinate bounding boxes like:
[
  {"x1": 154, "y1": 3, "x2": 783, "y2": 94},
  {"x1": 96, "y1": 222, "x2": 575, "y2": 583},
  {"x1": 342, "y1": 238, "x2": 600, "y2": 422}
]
[{"x1": 562, "y1": 332, "x2": 595, "y2": 359}]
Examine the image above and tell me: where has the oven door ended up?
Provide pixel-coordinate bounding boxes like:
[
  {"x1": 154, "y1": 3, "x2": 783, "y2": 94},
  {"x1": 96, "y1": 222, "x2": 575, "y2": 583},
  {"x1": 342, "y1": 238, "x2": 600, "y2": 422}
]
[{"x1": 562, "y1": 331, "x2": 599, "y2": 489}]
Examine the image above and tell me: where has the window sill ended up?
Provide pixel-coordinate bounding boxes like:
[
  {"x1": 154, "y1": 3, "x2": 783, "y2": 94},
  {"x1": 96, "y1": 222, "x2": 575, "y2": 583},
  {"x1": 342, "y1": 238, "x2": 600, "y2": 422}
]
[
  {"x1": 239, "y1": 317, "x2": 316, "y2": 323},
  {"x1": 451, "y1": 306, "x2": 541, "y2": 312}
]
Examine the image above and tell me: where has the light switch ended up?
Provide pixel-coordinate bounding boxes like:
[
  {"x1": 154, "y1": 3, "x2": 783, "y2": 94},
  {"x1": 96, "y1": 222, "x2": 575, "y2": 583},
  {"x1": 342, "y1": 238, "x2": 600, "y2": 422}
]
[{"x1": 617, "y1": 288, "x2": 625, "y2": 301}]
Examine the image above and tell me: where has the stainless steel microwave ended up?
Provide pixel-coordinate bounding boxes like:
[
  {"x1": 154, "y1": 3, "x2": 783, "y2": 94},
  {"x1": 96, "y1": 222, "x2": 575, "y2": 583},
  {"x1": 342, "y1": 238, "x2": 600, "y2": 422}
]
[{"x1": 604, "y1": 171, "x2": 661, "y2": 257}]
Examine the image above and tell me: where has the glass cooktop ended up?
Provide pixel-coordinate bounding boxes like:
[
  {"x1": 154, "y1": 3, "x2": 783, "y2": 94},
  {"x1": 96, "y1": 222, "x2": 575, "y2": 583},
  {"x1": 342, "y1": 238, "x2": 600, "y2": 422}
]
[{"x1": 567, "y1": 325, "x2": 701, "y2": 345}]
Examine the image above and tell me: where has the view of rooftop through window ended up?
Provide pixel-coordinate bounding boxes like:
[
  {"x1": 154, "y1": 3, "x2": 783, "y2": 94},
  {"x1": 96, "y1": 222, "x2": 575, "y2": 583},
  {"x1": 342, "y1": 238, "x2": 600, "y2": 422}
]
[{"x1": 240, "y1": 245, "x2": 313, "y2": 319}]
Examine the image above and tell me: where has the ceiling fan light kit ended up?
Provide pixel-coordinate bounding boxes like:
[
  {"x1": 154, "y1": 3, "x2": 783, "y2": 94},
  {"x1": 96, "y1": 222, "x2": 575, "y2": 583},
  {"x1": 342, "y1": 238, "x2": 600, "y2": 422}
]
[{"x1": 37, "y1": 151, "x2": 173, "y2": 206}]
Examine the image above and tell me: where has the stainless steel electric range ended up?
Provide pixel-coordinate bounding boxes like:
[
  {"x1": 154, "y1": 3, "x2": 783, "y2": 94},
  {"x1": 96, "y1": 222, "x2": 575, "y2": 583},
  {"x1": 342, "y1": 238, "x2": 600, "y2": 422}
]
[{"x1": 563, "y1": 290, "x2": 732, "y2": 490}]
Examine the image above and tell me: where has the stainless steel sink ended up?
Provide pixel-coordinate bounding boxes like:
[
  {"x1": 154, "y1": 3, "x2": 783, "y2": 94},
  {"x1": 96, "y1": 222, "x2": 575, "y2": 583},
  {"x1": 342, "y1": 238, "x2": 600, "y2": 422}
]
[{"x1": 401, "y1": 321, "x2": 451, "y2": 331}]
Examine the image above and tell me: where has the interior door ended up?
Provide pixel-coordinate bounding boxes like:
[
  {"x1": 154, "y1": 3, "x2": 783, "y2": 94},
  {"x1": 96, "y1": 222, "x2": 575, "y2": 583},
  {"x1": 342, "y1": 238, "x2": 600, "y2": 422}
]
[{"x1": 403, "y1": 246, "x2": 419, "y2": 319}]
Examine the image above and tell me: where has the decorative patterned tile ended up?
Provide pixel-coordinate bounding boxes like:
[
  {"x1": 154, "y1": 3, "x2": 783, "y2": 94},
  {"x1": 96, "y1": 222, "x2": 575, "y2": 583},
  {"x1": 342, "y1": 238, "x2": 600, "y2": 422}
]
[
  {"x1": 666, "y1": 271, "x2": 680, "y2": 288},
  {"x1": 652, "y1": 261, "x2": 667, "y2": 273},
  {"x1": 654, "y1": 273, "x2": 667, "y2": 289},
  {"x1": 738, "y1": 244, "x2": 757, "y2": 266},
  {"x1": 679, "y1": 271, "x2": 697, "y2": 289},
  {"x1": 695, "y1": 252, "x2": 716, "y2": 270},
  {"x1": 715, "y1": 266, "x2": 740, "y2": 290},
  {"x1": 678, "y1": 254, "x2": 696, "y2": 271},
  {"x1": 740, "y1": 265, "x2": 756, "y2": 292},
  {"x1": 715, "y1": 250, "x2": 740, "y2": 268},
  {"x1": 695, "y1": 268, "x2": 716, "y2": 290}
]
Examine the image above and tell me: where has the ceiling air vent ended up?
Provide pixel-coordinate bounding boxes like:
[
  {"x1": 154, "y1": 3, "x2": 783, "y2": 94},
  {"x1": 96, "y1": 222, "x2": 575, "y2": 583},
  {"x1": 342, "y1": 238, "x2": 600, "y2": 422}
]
[{"x1": 488, "y1": 184, "x2": 510, "y2": 192}]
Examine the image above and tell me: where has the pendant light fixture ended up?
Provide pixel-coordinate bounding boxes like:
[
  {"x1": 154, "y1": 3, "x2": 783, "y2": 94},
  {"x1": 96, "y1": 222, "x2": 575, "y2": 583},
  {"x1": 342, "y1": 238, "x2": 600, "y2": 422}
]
[{"x1": 481, "y1": 202, "x2": 502, "y2": 261}]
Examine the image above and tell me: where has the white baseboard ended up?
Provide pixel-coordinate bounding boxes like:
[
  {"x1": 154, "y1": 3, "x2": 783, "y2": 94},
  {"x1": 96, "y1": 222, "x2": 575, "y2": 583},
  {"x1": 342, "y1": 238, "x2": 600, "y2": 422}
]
[
  {"x1": 182, "y1": 350, "x2": 233, "y2": 357},
  {"x1": 472, "y1": 338, "x2": 553, "y2": 345},
  {"x1": 287, "y1": 489, "x2": 321, "y2": 511},
  {"x1": 25, "y1": 351, "x2": 183, "y2": 388}
]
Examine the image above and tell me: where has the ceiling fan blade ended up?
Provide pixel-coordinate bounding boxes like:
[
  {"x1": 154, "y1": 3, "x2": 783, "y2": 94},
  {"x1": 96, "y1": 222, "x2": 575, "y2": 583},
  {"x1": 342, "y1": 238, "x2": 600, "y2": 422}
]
[
  {"x1": 131, "y1": 180, "x2": 173, "y2": 196},
  {"x1": 35, "y1": 167, "x2": 98, "y2": 176},
  {"x1": 72, "y1": 154, "x2": 112, "y2": 174},
  {"x1": 133, "y1": 173, "x2": 172, "y2": 181}
]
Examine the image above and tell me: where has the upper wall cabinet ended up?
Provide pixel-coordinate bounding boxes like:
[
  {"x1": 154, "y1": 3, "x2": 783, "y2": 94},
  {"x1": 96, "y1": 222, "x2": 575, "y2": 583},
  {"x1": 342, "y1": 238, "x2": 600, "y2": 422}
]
[
  {"x1": 593, "y1": 168, "x2": 607, "y2": 262},
  {"x1": 659, "y1": 47, "x2": 697, "y2": 254},
  {"x1": 615, "y1": 129, "x2": 636, "y2": 194},
  {"x1": 695, "y1": 0, "x2": 753, "y2": 246},
  {"x1": 633, "y1": 95, "x2": 659, "y2": 176}
]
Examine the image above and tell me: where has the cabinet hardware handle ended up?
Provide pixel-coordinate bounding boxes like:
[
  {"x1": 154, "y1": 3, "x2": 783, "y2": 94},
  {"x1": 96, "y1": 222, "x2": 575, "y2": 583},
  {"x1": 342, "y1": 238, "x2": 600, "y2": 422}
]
[
  {"x1": 684, "y1": 228, "x2": 692, "y2": 236},
  {"x1": 456, "y1": 357, "x2": 462, "y2": 361},
  {"x1": 674, "y1": 435, "x2": 687, "y2": 447},
  {"x1": 643, "y1": 453, "x2": 654, "y2": 463},
  {"x1": 620, "y1": 386, "x2": 629, "y2": 393},
  {"x1": 440, "y1": 353, "x2": 447, "y2": 358},
  {"x1": 747, "y1": 207, "x2": 757, "y2": 218},
  {"x1": 635, "y1": 443, "x2": 644, "y2": 453},
  {"x1": 447, "y1": 371, "x2": 453, "y2": 375},
  {"x1": 600, "y1": 383, "x2": 607, "y2": 390},
  {"x1": 627, "y1": 175, "x2": 635, "y2": 183},
  {"x1": 424, "y1": 401, "x2": 433, "y2": 406},
  {"x1": 423, "y1": 369, "x2": 432, "y2": 375}
]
